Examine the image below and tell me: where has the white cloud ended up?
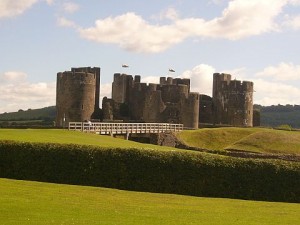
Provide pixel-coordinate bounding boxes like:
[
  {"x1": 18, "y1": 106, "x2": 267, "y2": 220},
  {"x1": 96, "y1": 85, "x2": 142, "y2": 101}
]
[
  {"x1": 0, "y1": 71, "x2": 55, "y2": 113},
  {"x1": 180, "y1": 64, "x2": 216, "y2": 95},
  {"x1": 283, "y1": 15, "x2": 300, "y2": 29},
  {"x1": 0, "y1": 71, "x2": 27, "y2": 83},
  {"x1": 289, "y1": 0, "x2": 300, "y2": 5},
  {"x1": 0, "y1": 0, "x2": 39, "y2": 18},
  {"x1": 0, "y1": 0, "x2": 80, "y2": 20},
  {"x1": 253, "y1": 78, "x2": 300, "y2": 105},
  {"x1": 160, "y1": 8, "x2": 179, "y2": 21},
  {"x1": 45, "y1": 0, "x2": 54, "y2": 5},
  {"x1": 57, "y1": 16, "x2": 77, "y2": 28},
  {"x1": 78, "y1": 0, "x2": 292, "y2": 53},
  {"x1": 79, "y1": 12, "x2": 187, "y2": 53},
  {"x1": 62, "y1": 2, "x2": 79, "y2": 14},
  {"x1": 100, "y1": 83, "x2": 111, "y2": 99},
  {"x1": 177, "y1": 0, "x2": 286, "y2": 40},
  {"x1": 209, "y1": 0, "x2": 228, "y2": 5},
  {"x1": 256, "y1": 62, "x2": 300, "y2": 81}
]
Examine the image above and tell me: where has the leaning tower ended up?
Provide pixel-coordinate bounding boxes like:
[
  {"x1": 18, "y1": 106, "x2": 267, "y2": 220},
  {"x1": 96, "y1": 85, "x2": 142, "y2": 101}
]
[{"x1": 56, "y1": 67, "x2": 100, "y2": 127}]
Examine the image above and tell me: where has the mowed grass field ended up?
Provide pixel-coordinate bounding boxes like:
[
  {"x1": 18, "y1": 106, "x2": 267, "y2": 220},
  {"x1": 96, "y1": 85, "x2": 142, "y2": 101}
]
[
  {"x1": 0, "y1": 129, "x2": 174, "y2": 150},
  {"x1": 1, "y1": 178, "x2": 300, "y2": 225},
  {"x1": 2, "y1": 128, "x2": 300, "y2": 154},
  {"x1": 1, "y1": 128, "x2": 300, "y2": 224},
  {"x1": 177, "y1": 127, "x2": 300, "y2": 154}
]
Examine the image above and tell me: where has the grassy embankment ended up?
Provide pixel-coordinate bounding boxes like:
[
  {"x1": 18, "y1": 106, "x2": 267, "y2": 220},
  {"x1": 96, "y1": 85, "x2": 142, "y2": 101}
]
[
  {"x1": 2, "y1": 128, "x2": 300, "y2": 155},
  {"x1": 1, "y1": 178, "x2": 300, "y2": 225},
  {"x1": 177, "y1": 127, "x2": 300, "y2": 154},
  {"x1": 0, "y1": 129, "x2": 173, "y2": 150}
]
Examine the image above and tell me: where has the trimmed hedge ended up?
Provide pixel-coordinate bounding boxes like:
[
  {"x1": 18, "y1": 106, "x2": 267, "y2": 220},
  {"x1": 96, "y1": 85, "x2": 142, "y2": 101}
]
[{"x1": 0, "y1": 140, "x2": 299, "y2": 203}]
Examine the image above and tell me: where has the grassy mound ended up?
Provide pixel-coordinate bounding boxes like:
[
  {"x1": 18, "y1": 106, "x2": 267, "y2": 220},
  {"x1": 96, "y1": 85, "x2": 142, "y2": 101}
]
[
  {"x1": 177, "y1": 128, "x2": 300, "y2": 154},
  {"x1": 176, "y1": 127, "x2": 259, "y2": 150},
  {"x1": 1, "y1": 178, "x2": 300, "y2": 225},
  {"x1": 227, "y1": 130, "x2": 300, "y2": 154}
]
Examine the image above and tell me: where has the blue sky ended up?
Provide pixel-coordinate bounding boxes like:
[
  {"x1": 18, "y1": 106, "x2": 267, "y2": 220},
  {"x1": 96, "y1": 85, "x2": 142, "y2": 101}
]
[{"x1": 1, "y1": 0, "x2": 300, "y2": 113}]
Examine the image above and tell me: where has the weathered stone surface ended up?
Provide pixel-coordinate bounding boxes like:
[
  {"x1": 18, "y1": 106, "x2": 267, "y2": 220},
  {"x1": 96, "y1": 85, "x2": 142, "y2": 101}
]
[
  {"x1": 56, "y1": 67, "x2": 101, "y2": 127},
  {"x1": 212, "y1": 73, "x2": 254, "y2": 127},
  {"x1": 104, "y1": 74, "x2": 199, "y2": 129}
]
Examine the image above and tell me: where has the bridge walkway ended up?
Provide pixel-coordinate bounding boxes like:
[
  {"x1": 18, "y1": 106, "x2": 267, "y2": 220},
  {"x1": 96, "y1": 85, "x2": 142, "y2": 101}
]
[{"x1": 68, "y1": 122, "x2": 184, "y2": 135}]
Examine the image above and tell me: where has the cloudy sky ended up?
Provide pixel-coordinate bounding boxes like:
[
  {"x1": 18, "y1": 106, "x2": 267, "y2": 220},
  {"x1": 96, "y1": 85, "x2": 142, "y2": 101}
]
[{"x1": 1, "y1": 0, "x2": 300, "y2": 113}]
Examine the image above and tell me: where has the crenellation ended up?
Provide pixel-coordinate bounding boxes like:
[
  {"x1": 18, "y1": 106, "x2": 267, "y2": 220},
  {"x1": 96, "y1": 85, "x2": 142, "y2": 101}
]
[
  {"x1": 134, "y1": 75, "x2": 141, "y2": 83},
  {"x1": 56, "y1": 66, "x2": 255, "y2": 129},
  {"x1": 160, "y1": 77, "x2": 166, "y2": 85},
  {"x1": 102, "y1": 73, "x2": 199, "y2": 128},
  {"x1": 166, "y1": 77, "x2": 173, "y2": 84}
]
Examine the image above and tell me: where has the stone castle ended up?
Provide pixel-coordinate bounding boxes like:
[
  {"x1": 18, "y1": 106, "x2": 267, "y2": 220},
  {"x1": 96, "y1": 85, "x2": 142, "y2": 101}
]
[
  {"x1": 103, "y1": 73, "x2": 199, "y2": 128},
  {"x1": 56, "y1": 67, "x2": 255, "y2": 128}
]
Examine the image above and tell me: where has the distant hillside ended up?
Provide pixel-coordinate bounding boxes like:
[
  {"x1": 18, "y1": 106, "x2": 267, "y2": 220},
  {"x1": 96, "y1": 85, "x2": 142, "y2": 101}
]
[
  {"x1": 1, "y1": 104, "x2": 300, "y2": 128},
  {"x1": 0, "y1": 106, "x2": 56, "y2": 122},
  {"x1": 254, "y1": 104, "x2": 300, "y2": 128}
]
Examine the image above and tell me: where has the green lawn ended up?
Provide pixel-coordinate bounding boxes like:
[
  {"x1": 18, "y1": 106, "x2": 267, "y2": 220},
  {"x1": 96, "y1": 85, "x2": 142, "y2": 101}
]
[
  {"x1": 177, "y1": 127, "x2": 300, "y2": 154},
  {"x1": 2, "y1": 128, "x2": 300, "y2": 154},
  {"x1": 227, "y1": 130, "x2": 300, "y2": 154},
  {"x1": 1, "y1": 178, "x2": 299, "y2": 225},
  {"x1": 0, "y1": 129, "x2": 174, "y2": 151}
]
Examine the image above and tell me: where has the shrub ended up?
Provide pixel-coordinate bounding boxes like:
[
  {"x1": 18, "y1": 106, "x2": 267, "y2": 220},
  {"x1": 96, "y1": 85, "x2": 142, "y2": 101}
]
[{"x1": 0, "y1": 140, "x2": 299, "y2": 203}]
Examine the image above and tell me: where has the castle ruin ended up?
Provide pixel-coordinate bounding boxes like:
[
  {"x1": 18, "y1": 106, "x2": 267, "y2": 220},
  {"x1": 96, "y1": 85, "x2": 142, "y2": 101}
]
[
  {"x1": 212, "y1": 73, "x2": 254, "y2": 127},
  {"x1": 56, "y1": 67, "x2": 101, "y2": 127},
  {"x1": 102, "y1": 73, "x2": 199, "y2": 129},
  {"x1": 56, "y1": 67, "x2": 255, "y2": 128}
]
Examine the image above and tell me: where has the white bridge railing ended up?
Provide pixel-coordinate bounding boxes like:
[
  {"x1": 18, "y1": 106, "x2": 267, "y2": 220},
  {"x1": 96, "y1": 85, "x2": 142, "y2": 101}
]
[{"x1": 69, "y1": 122, "x2": 184, "y2": 135}]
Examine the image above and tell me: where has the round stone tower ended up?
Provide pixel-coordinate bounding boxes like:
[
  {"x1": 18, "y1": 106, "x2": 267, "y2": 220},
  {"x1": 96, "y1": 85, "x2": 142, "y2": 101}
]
[{"x1": 56, "y1": 67, "x2": 100, "y2": 127}]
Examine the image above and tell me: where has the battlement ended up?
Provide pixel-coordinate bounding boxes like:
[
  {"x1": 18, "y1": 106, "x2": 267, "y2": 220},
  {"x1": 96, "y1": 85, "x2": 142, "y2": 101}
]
[
  {"x1": 57, "y1": 71, "x2": 97, "y2": 86},
  {"x1": 113, "y1": 73, "x2": 130, "y2": 80},
  {"x1": 58, "y1": 67, "x2": 100, "y2": 79},
  {"x1": 213, "y1": 73, "x2": 231, "y2": 82},
  {"x1": 214, "y1": 73, "x2": 253, "y2": 94},
  {"x1": 134, "y1": 75, "x2": 141, "y2": 83},
  {"x1": 160, "y1": 77, "x2": 190, "y2": 89},
  {"x1": 71, "y1": 67, "x2": 100, "y2": 74},
  {"x1": 218, "y1": 80, "x2": 254, "y2": 93}
]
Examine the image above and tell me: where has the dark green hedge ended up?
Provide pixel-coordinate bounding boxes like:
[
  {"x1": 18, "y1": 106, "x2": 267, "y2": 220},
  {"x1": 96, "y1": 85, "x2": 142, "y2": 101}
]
[{"x1": 0, "y1": 140, "x2": 299, "y2": 202}]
